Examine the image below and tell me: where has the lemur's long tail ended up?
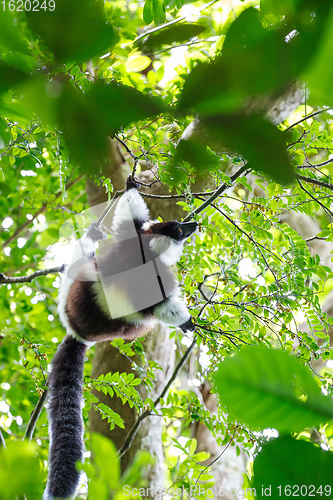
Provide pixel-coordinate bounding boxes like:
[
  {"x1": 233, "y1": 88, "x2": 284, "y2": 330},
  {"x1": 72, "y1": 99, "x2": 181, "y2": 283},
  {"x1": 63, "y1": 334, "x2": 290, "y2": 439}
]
[{"x1": 45, "y1": 335, "x2": 87, "y2": 499}]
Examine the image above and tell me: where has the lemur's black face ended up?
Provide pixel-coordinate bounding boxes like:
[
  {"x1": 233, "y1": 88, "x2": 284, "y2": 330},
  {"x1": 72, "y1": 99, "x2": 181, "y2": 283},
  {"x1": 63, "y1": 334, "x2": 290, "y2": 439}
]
[{"x1": 150, "y1": 220, "x2": 197, "y2": 242}]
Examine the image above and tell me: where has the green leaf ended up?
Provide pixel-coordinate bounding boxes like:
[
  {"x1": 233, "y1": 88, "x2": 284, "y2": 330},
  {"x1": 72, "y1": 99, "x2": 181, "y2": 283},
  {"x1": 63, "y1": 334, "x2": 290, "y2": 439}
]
[
  {"x1": 171, "y1": 138, "x2": 219, "y2": 175},
  {"x1": 0, "y1": 441, "x2": 44, "y2": 499},
  {"x1": 179, "y1": 5, "x2": 332, "y2": 114},
  {"x1": 0, "y1": 96, "x2": 33, "y2": 123},
  {"x1": 0, "y1": 11, "x2": 27, "y2": 53},
  {"x1": 260, "y1": 0, "x2": 300, "y2": 18},
  {"x1": 143, "y1": 0, "x2": 154, "y2": 25},
  {"x1": 152, "y1": 0, "x2": 166, "y2": 25},
  {"x1": 307, "y1": 5, "x2": 333, "y2": 106},
  {"x1": 0, "y1": 61, "x2": 27, "y2": 95},
  {"x1": 138, "y1": 23, "x2": 206, "y2": 52},
  {"x1": 253, "y1": 436, "x2": 333, "y2": 497},
  {"x1": 203, "y1": 114, "x2": 294, "y2": 185},
  {"x1": 97, "y1": 403, "x2": 125, "y2": 429},
  {"x1": 178, "y1": 9, "x2": 287, "y2": 113},
  {"x1": 26, "y1": 0, "x2": 116, "y2": 63},
  {"x1": 90, "y1": 433, "x2": 120, "y2": 489},
  {"x1": 125, "y1": 55, "x2": 152, "y2": 73},
  {"x1": 58, "y1": 81, "x2": 169, "y2": 172},
  {"x1": 214, "y1": 346, "x2": 333, "y2": 432}
]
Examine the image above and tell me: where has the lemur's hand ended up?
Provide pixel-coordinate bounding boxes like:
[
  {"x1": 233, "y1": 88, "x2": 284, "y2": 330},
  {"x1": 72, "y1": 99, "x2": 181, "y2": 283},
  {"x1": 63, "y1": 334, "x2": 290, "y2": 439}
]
[
  {"x1": 126, "y1": 175, "x2": 140, "y2": 191},
  {"x1": 179, "y1": 317, "x2": 195, "y2": 333}
]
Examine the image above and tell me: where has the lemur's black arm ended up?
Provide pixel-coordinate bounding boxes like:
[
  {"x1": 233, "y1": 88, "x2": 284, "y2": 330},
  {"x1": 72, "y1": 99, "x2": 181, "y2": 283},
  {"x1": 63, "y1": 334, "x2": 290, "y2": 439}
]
[
  {"x1": 179, "y1": 317, "x2": 195, "y2": 333},
  {"x1": 126, "y1": 175, "x2": 140, "y2": 191}
]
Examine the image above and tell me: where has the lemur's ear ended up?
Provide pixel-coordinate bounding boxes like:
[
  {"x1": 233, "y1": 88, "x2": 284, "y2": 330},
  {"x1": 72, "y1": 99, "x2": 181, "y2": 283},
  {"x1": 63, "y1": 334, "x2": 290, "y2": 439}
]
[{"x1": 126, "y1": 175, "x2": 140, "y2": 191}]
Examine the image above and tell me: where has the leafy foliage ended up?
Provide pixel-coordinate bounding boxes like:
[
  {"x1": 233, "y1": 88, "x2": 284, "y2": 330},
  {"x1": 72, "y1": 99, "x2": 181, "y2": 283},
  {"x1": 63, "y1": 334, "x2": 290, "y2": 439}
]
[
  {"x1": 1, "y1": 0, "x2": 333, "y2": 498},
  {"x1": 253, "y1": 436, "x2": 333, "y2": 497},
  {"x1": 215, "y1": 346, "x2": 333, "y2": 432}
]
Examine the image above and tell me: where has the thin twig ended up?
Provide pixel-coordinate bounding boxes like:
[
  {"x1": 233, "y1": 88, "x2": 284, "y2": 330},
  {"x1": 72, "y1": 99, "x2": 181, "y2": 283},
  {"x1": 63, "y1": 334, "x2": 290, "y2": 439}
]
[
  {"x1": 3, "y1": 176, "x2": 83, "y2": 247},
  {"x1": 139, "y1": 190, "x2": 216, "y2": 199},
  {"x1": 182, "y1": 164, "x2": 251, "y2": 222},
  {"x1": 24, "y1": 390, "x2": 48, "y2": 441},
  {"x1": 118, "y1": 335, "x2": 198, "y2": 458},
  {"x1": 295, "y1": 173, "x2": 333, "y2": 192},
  {"x1": 0, "y1": 265, "x2": 65, "y2": 286},
  {"x1": 305, "y1": 236, "x2": 327, "y2": 242},
  {"x1": 0, "y1": 428, "x2": 6, "y2": 448},
  {"x1": 303, "y1": 158, "x2": 333, "y2": 169},
  {"x1": 0, "y1": 124, "x2": 38, "y2": 161},
  {"x1": 115, "y1": 134, "x2": 138, "y2": 161},
  {"x1": 134, "y1": 0, "x2": 219, "y2": 43},
  {"x1": 284, "y1": 108, "x2": 331, "y2": 132},
  {"x1": 94, "y1": 190, "x2": 123, "y2": 229},
  {"x1": 195, "y1": 426, "x2": 238, "y2": 486},
  {"x1": 297, "y1": 179, "x2": 333, "y2": 218}
]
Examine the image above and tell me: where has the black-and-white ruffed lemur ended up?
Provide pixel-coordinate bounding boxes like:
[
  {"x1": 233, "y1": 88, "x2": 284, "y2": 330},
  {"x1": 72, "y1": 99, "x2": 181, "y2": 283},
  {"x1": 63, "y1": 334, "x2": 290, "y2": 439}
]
[{"x1": 44, "y1": 176, "x2": 197, "y2": 499}]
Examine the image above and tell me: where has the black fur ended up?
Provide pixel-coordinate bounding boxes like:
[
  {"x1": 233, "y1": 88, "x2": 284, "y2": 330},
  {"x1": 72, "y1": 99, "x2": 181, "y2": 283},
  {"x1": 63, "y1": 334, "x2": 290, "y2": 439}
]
[
  {"x1": 45, "y1": 336, "x2": 87, "y2": 499},
  {"x1": 180, "y1": 317, "x2": 195, "y2": 332},
  {"x1": 65, "y1": 277, "x2": 151, "y2": 342},
  {"x1": 126, "y1": 175, "x2": 140, "y2": 191}
]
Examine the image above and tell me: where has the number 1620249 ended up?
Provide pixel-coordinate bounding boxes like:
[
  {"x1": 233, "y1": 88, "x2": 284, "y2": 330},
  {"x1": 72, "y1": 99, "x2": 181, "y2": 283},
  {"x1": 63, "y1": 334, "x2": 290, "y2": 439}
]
[{"x1": 2, "y1": 0, "x2": 55, "y2": 11}]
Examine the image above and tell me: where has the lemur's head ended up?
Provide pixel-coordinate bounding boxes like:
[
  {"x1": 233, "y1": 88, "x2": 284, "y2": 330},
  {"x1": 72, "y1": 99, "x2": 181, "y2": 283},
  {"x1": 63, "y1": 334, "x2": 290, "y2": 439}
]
[{"x1": 144, "y1": 220, "x2": 197, "y2": 265}]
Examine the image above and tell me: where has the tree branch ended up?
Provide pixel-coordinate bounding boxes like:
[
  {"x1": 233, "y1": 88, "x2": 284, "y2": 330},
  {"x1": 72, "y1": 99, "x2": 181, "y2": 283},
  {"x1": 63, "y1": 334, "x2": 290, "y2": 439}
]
[
  {"x1": 295, "y1": 173, "x2": 333, "y2": 192},
  {"x1": 296, "y1": 179, "x2": 333, "y2": 217},
  {"x1": 182, "y1": 164, "x2": 251, "y2": 222},
  {"x1": 0, "y1": 124, "x2": 38, "y2": 161},
  {"x1": 118, "y1": 335, "x2": 198, "y2": 458},
  {"x1": 139, "y1": 190, "x2": 216, "y2": 199},
  {"x1": 134, "y1": 0, "x2": 219, "y2": 43},
  {"x1": 24, "y1": 389, "x2": 48, "y2": 441},
  {"x1": 284, "y1": 108, "x2": 331, "y2": 132},
  {"x1": 0, "y1": 265, "x2": 65, "y2": 286}
]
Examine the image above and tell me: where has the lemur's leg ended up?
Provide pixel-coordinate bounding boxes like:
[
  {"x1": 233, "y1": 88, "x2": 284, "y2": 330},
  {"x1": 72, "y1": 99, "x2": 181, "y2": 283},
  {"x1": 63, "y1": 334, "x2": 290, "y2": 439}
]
[{"x1": 112, "y1": 176, "x2": 149, "y2": 233}]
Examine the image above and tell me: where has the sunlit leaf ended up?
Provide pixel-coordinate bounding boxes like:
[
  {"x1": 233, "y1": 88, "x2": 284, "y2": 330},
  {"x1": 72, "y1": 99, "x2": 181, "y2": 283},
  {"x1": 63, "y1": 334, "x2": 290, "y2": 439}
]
[
  {"x1": 125, "y1": 55, "x2": 152, "y2": 72},
  {"x1": 0, "y1": 441, "x2": 44, "y2": 500},
  {"x1": 214, "y1": 346, "x2": 333, "y2": 432},
  {"x1": 138, "y1": 23, "x2": 206, "y2": 52}
]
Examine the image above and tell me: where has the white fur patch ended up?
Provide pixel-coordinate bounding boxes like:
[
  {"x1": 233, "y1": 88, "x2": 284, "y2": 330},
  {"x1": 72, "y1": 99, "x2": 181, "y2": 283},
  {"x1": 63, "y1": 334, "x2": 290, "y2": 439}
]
[
  {"x1": 112, "y1": 188, "x2": 149, "y2": 232},
  {"x1": 92, "y1": 281, "x2": 136, "y2": 318},
  {"x1": 153, "y1": 288, "x2": 190, "y2": 326},
  {"x1": 92, "y1": 280, "x2": 156, "y2": 328},
  {"x1": 142, "y1": 220, "x2": 156, "y2": 231},
  {"x1": 67, "y1": 328, "x2": 96, "y2": 347},
  {"x1": 149, "y1": 236, "x2": 184, "y2": 265},
  {"x1": 58, "y1": 238, "x2": 97, "y2": 346}
]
